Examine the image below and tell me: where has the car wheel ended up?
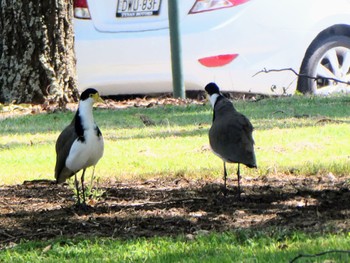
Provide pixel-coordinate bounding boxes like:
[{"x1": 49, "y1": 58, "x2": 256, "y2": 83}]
[{"x1": 297, "y1": 35, "x2": 350, "y2": 95}]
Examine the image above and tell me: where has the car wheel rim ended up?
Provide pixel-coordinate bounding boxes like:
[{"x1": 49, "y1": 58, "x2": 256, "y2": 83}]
[{"x1": 314, "y1": 46, "x2": 350, "y2": 95}]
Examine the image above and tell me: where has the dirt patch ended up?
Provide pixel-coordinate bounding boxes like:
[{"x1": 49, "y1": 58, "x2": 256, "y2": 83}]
[{"x1": 0, "y1": 175, "x2": 349, "y2": 249}]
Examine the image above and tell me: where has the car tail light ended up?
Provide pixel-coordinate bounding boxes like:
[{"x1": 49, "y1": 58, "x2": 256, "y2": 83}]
[
  {"x1": 198, "y1": 54, "x2": 239, "y2": 67},
  {"x1": 189, "y1": 0, "x2": 250, "y2": 14},
  {"x1": 74, "y1": 0, "x2": 91, "y2": 19}
]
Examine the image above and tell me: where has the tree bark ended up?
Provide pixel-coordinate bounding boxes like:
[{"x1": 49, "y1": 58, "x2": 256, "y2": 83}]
[{"x1": 0, "y1": 0, "x2": 78, "y2": 105}]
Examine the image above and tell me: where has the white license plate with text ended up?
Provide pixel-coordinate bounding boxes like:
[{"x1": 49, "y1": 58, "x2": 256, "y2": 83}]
[{"x1": 117, "y1": 0, "x2": 161, "y2": 18}]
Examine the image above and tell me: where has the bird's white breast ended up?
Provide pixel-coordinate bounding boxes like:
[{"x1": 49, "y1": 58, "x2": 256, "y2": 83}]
[{"x1": 65, "y1": 126, "x2": 104, "y2": 172}]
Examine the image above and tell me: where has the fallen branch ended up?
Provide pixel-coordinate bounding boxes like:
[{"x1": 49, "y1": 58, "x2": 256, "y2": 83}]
[
  {"x1": 290, "y1": 250, "x2": 350, "y2": 263},
  {"x1": 253, "y1": 68, "x2": 350, "y2": 86}
]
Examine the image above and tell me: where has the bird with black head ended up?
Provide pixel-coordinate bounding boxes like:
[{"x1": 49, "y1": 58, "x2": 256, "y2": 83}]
[
  {"x1": 55, "y1": 88, "x2": 104, "y2": 206},
  {"x1": 205, "y1": 82, "x2": 256, "y2": 197}
]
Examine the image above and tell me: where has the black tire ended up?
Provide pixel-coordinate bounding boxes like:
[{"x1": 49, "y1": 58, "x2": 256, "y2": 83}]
[{"x1": 297, "y1": 35, "x2": 350, "y2": 94}]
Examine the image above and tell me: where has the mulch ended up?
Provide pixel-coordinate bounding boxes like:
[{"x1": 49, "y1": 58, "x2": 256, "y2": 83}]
[{"x1": 0, "y1": 174, "x2": 349, "y2": 249}]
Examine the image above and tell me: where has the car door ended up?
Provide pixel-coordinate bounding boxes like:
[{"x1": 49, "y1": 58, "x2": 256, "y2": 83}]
[{"x1": 84, "y1": 0, "x2": 172, "y2": 94}]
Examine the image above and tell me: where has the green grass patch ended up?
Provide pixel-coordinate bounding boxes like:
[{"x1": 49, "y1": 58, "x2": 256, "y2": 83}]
[
  {"x1": 1, "y1": 95, "x2": 350, "y2": 184},
  {"x1": 1, "y1": 231, "x2": 349, "y2": 262}
]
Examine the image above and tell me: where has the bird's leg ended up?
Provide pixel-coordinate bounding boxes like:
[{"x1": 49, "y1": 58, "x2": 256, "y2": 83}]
[
  {"x1": 223, "y1": 161, "x2": 227, "y2": 195},
  {"x1": 90, "y1": 166, "x2": 96, "y2": 190},
  {"x1": 81, "y1": 169, "x2": 87, "y2": 204},
  {"x1": 74, "y1": 173, "x2": 81, "y2": 205},
  {"x1": 237, "y1": 163, "x2": 241, "y2": 198}
]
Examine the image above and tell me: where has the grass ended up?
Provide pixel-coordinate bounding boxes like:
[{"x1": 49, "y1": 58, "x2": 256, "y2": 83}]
[
  {"x1": 1, "y1": 95, "x2": 350, "y2": 184},
  {"x1": 1, "y1": 231, "x2": 349, "y2": 262},
  {"x1": 1, "y1": 94, "x2": 350, "y2": 262}
]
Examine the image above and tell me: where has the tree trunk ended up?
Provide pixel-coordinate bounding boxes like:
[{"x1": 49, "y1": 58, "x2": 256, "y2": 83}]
[{"x1": 0, "y1": 0, "x2": 78, "y2": 105}]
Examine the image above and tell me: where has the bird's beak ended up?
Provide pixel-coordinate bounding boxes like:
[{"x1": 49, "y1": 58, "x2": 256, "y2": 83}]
[{"x1": 92, "y1": 93, "x2": 104, "y2": 104}]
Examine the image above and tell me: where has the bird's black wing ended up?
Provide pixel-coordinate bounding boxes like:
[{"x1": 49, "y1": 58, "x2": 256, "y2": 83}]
[
  {"x1": 236, "y1": 113, "x2": 256, "y2": 167},
  {"x1": 95, "y1": 125, "x2": 102, "y2": 137},
  {"x1": 210, "y1": 112, "x2": 256, "y2": 167},
  {"x1": 237, "y1": 112, "x2": 254, "y2": 144},
  {"x1": 54, "y1": 123, "x2": 78, "y2": 181}
]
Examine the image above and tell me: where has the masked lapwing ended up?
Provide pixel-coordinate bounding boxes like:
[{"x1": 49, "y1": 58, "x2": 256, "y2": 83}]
[
  {"x1": 205, "y1": 83, "x2": 256, "y2": 197},
  {"x1": 55, "y1": 88, "x2": 104, "y2": 205}
]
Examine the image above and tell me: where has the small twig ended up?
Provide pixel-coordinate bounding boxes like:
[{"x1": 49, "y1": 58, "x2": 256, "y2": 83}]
[
  {"x1": 0, "y1": 231, "x2": 15, "y2": 239},
  {"x1": 253, "y1": 68, "x2": 350, "y2": 86},
  {"x1": 272, "y1": 110, "x2": 286, "y2": 114},
  {"x1": 290, "y1": 250, "x2": 350, "y2": 263}
]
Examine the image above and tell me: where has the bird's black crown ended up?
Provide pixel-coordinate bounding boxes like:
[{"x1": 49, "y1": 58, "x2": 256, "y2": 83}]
[
  {"x1": 80, "y1": 88, "x2": 99, "y2": 101},
  {"x1": 205, "y1": 82, "x2": 220, "y2": 95}
]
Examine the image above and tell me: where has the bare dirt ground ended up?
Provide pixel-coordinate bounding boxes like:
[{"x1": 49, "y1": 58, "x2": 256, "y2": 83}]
[{"x1": 0, "y1": 174, "x2": 349, "y2": 249}]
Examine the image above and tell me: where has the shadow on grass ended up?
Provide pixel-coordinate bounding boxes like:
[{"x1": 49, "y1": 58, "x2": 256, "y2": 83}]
[{"x1": 0, "y1": 175, "x2": 349, "y2": 248}]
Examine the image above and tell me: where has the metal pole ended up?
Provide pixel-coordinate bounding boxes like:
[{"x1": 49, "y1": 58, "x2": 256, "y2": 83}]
[{"x1": 168, "y1": 0, "x2": 185, "y2": 98}]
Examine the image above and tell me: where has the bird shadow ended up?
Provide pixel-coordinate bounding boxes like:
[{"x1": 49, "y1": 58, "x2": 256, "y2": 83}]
[{"x1": 0, "y1": 175, "x2": 349, "y2": 248}]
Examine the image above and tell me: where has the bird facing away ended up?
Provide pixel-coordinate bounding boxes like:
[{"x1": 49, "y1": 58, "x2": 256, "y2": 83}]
[
  {"x1": 55, "y1": 88, "x2": 104, "y2": 205},
  {"x1": 205, "y1": 82, "x2": 256, "y2": 197}
]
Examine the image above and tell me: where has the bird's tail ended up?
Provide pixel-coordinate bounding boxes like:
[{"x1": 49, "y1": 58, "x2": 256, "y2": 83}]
[{"x1": 55, "y1": 167, "x2": 75, "y2": 184}]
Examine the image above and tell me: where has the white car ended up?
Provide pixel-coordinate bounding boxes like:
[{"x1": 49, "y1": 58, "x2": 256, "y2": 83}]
[{"x1": 74, "y1": 0, "x2": 350, "y2": 96}]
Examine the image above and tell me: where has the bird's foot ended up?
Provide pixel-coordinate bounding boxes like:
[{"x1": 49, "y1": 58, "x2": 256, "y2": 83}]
[
  {"x1": 223, "y1": 188, "x2": 228, "y2": 197},
  {"x1": 219, "y1": 186, "x2": 245, "y2": 200},
  {"x1": 236, "y1": 189, "x2": 247, "y2": 200},
  {"x1": 74, "y1": 202, "x2": 93, "y2": 212},
  {"x1": 219, "y1": 184, "x2": 227, "y2": 196}
]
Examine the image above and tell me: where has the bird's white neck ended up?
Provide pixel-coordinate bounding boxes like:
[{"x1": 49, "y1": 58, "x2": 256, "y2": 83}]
[
  {"x1": 209, "y1": 94, "x2": 220, "y2": 108},
  {"x1": 78, "y1": 99, "x2": 95, "y2": 128}
]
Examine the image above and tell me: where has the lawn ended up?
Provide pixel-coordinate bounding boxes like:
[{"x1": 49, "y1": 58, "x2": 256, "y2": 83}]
[
  {"x1": 0, "y1": 95, "x2": 349, "y2": 262},
  {"x1": 2, "y1": 95, "x2": 350, "y2": 184}
]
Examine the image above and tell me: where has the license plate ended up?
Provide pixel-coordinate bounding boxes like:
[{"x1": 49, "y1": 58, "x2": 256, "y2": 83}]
[{"x1": 117, "y1": 0, "x2": 161, "y2": 18}]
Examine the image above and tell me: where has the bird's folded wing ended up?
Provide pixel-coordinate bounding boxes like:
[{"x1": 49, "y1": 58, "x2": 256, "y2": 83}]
[{"x1": 55, "y1": 125, "x2": 78, "y2": 180}]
